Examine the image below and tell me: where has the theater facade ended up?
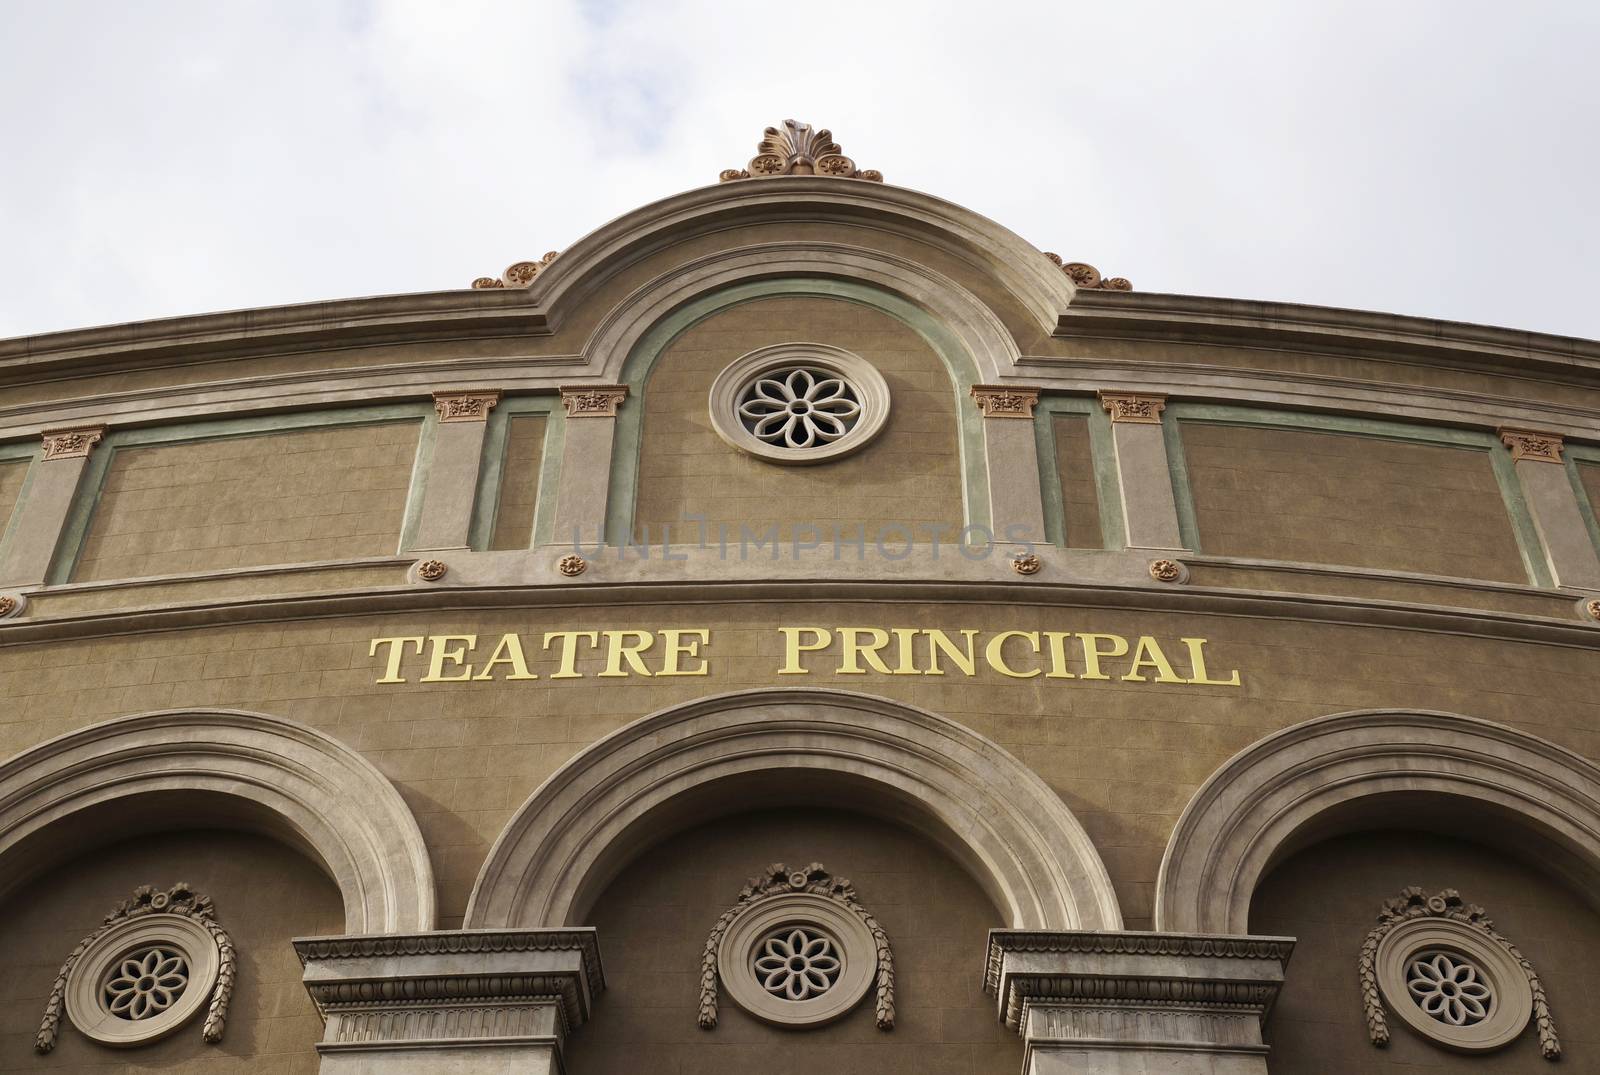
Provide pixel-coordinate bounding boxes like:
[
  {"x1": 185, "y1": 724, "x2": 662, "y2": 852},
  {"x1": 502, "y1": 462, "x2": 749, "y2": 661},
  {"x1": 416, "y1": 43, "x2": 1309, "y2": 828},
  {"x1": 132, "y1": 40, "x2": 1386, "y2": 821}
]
[{"x1": 3, "y1": 121, "x2": 1600, "y2": 1074}]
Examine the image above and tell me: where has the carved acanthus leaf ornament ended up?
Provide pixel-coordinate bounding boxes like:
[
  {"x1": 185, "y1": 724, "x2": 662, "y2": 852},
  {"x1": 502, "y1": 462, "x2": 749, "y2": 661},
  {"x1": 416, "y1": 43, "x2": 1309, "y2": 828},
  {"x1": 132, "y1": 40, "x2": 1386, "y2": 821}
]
[
  {"x1": 1041, "y1": 251, "x2": 1132, "y2": 291},
  {"x1": 472, "y1": 250, "x2": 559, "y2": 289},
  {"x1": 36, "y1": 882, "x2": 235, "y2": 1053},
  {"x1": 720, "y1": 120, "x2": 884, "y2": 183},
  {"x1": 698, "y1": 862, "x2": 894, "y2": 1031}
]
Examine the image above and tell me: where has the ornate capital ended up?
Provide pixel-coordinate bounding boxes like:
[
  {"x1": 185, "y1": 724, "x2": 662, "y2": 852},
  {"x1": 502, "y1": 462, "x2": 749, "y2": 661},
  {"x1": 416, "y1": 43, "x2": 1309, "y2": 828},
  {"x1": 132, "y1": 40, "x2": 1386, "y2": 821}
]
[
  {"x1": 1041, "y1": 252, "x2": 1132, "y2": 291},
  {"x1": 719, "y1": 120, "x2": 883, "y2": 183},
  {"x1": 41, "y1": 425, "x2": 106, "y2": 460},
  {"x1": 1499, "y1": 427, "x2": 1564, "y2": 463},
  {"x1": 472, "y1": 250, "x2": 558, "y2": 289},
  {"x1": 432, "y1": 390, "x2": 501, "y2": 423},
  {"x1": 560, "y1": 384, "x2": 629, "y2": 418},
  {"x1": 1099, "y1": 392, "x2": 1166, "y2": 424},
  {"x1": 970, "y1": 384, "x2": 1041, "y2": 419}
]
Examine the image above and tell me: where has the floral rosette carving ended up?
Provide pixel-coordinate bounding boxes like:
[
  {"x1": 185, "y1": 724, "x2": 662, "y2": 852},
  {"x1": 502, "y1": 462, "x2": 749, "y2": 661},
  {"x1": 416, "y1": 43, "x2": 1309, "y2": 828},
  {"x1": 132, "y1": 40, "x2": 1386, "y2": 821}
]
[
  {"x1": 719, "y1": 120, "x2": 883, "y2": 183},
  {"x1": 36, "y1": 882, "x2": 235, "y2": 1053},
  {"x1": 698, "y1": 862, "x2": 894, "y2": 1032},
  {"x1": 1041, "y1": 251, "x2": 1132, "y2": 291},
  {"x1": 472, "y1": 250, "x2": 559, "y2": 289},
  {"x1": 1358, "y1": 886, "x2": 1559, "y2": 1060}
]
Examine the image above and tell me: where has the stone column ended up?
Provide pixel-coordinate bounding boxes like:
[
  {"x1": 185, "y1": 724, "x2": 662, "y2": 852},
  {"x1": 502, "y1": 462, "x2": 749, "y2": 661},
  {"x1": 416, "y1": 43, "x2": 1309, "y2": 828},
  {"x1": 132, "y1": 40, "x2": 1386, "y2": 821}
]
[
  {"x1": 295, "y1": 928, "x2": 603, "y2": 1074},
  {"x1": 1099, "y1": 392, "x2": 1186, "y2": 551},
  {"x1": 409, "y1": 391, "x2": 501, "y2": 552},
  {"x1": 970, "y1": 385, "x2": 1047, "y2": 545},
  {"x1": 986, "y1": 930, "x2": 1293, "y2": 1074},
  {"x1": 1500, "y1": 428, "x2": 1600, "y2": 590},
  {"x1": 0, "y1": 426, "x2": 106, "y2": 588},
  {"x1": 550, "y1": 385, "x2": 628, "y2": 549}
]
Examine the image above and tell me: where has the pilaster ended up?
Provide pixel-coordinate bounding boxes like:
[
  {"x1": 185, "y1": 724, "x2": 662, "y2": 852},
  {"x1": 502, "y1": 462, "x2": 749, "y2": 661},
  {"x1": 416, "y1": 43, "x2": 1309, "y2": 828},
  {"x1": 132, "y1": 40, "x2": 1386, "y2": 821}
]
[
  {"x1": 551, "y1": 385, "x2": 628, "y2": 547},
  {"x1": 1099, "y1": 392, "x2": 1186, "y2": 551},
  {"x1": 970, "y1": 385, "x2": 1046, "y2": 545},
  {"x1": 986, "y1": 930, "x2": 1293, "y2": 1074},
  {"x1": 1499, "y1": 428, "x2": 1600, "y2": 589},
  {"x1": 0, "y1": 426, "x2": 106, "y2": 588},
  {"x1": 294, "y1": 927, "x2": 603, "y2": 1075},
  {"x1": 410, "y1": 391, "x2": 501, "y2": 552}
]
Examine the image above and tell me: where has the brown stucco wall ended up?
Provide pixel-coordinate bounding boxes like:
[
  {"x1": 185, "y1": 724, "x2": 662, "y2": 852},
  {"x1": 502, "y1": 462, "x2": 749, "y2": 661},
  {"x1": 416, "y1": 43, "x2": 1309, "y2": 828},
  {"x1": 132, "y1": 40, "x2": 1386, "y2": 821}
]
[
  {"x1": 1052, "y1": 414, "x2": 1102, "y2": 549},
  {"x1": 567, "y1": 808, "x2": 1022, "y2": 1075},
  {"x1": 2, "y1": 602, "x2": 1597, "y2": 930},
  {"x1": 72, "y1": 422, "x2": 419, "y2": 582},
  {"x1": 0, "y1": 829, "x2": 342, "y2": 1073},
  {"x1": 632, "y1": 296, "x2": 965, "y2": 545},
  {"x1": 1252, "y1": 830, "x2": 1600, "y2": 1073},
  {"x1": 1181, "y1": 422, "x2": 1526, "y2": 582},
  {"x1": 488, "y1": 414, "x2": 546, "y2": 551}
]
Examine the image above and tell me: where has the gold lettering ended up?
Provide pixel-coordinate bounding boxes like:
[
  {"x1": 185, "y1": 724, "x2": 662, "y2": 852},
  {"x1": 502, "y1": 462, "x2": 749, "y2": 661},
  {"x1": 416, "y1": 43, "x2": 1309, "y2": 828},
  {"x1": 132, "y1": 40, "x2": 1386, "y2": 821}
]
[
  {"x1": 543, "y1": 631, "x2": 600, "y2": 679},
  {"x1": 1042, "y1": 632, "x2": 1076, "y2": 679},
  {"x1": 369, "y1": 636, "x2": 424, "y2": 683},
  {"x1": 1078, "y1": 633, "x2": 1129, "y2": 681},
  {"x1": 923, "y1": 629, "x2": 979, "y2": 676},
  {"x1": 658, "y1": 629, "x2": 710, "y2": 676},
  {"x1": 985, "y1": 631, "x2": 1041, "y2": 679},
  {"x1": 599, "y1": 630, "x2": 655, "y2": 677},
  {"x1": 1122, "y1": 636, "x2": 1185, "y2": 683},
  {"x1": 420, "y1": 634, "x2": 477, "y2": 682},
  {"x1": 1182, "y1": 637, "x2": 1242, "y2": 686},
  {"x1": 838, "y1": 627, "x2": 893, "y2": 674},
  {"x1": 890, "y1": 627, "x2": 921, "y2": 675},
  {"x1": 778, "y1": 627, "x2": 832, "y2": 674},
  {"x1": 471, "y1": 633, "x2": 538, "y2": 681}
]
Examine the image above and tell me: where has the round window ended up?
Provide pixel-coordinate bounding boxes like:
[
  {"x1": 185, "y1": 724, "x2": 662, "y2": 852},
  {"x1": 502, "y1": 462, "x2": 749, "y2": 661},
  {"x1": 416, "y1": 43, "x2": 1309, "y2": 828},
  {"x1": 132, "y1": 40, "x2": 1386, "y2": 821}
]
[
  {"x1": 716, "y1": 892, "x2": 877, "y2": 1027},
  {"x1": 1374, "y1": 918, "x2": 1531, "y2": 1052},
  {"x1": 64, "y1": 914, "x2": 220, "y2": 1048},
  {"x1": 708, "y1": 343, "x2": 890, "y2": 464}
]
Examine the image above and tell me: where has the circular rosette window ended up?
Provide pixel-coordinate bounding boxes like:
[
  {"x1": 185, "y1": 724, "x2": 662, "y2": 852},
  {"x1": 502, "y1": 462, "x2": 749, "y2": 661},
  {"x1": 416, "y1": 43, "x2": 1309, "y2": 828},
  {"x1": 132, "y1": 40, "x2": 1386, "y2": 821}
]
[
  {"x1": 1375, "y1": 918, "x2": 1532, "y2": 1052},
  {"x1": 717, "y1": 893, "x2": 878, "y2": 1027},
  {"x1": 64, "y1": 914, "x2": 220, "y2": 1048},
  {"x1": 708, "y1": 343, "x2": 890, "y2": 464}
]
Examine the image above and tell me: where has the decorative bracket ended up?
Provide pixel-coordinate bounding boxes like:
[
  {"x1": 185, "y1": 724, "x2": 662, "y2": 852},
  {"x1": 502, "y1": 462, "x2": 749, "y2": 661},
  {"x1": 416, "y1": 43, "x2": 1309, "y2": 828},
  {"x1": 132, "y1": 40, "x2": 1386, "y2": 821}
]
[
  {"x1": 1099, "y1": 391, "x2": 1167, "y2": 424},
  {"x1": 1499, "y1": 428, "x2": 1564, "y2": 464},
  {"x1": 41, "y1": 425, "x2": 107, "y2": 460},
  {"x1": 970, "y1": 384, "x2": 1041, "y2": 419},
  {"x1": 560, "y1": 384, "x2": 629, "y2": 418}
]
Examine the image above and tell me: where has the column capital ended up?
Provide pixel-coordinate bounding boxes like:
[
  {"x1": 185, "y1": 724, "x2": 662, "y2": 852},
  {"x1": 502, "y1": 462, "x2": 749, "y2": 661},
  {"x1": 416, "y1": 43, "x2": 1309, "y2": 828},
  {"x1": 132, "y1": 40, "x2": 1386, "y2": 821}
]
[
  {"x1": 295, "y1": 927, "x2": 603, "y2": 1070},
  {"x1": 1499, "y1": 427, "x2": 1564, "y2": 463},
  {"x1": 969, "y1": 384, "x2": 1041, "y2": 419},
  {"x1": 560, "y1": 384, "x2": 629, "y2": 418},
  {"x1": 40, "y1": 425, "x2": 107, "y2": 460},
  {"x1": 432, "y1": 389, "x2": 502, "y2": 423},
  {"x1": 985, "y1": 929, "x2": 1292, "y2": 1068},
  {"x1": 1098, "y1": 391, "x2": 1167, "y2": 424}
]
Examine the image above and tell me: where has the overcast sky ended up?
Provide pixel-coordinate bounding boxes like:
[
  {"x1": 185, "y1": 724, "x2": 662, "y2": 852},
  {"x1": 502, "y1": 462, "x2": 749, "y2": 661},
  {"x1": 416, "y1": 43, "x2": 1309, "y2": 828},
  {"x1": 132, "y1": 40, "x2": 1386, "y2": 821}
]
[{"x1": 2, "y1": 2, "x2": 1596, "y2": 342}]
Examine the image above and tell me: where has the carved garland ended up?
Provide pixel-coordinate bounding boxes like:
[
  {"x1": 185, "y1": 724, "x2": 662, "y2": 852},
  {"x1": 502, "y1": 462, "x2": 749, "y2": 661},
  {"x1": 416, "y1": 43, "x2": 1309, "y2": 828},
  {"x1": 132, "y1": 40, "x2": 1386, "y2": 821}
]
[
  {"x1": 697, "y1": 862, "x2": 894, "y2": 1031},
  {"x1": 36, "y1": 882, "x2": 235, "y2": 1053},
  {"x1": 1358, "y1": 886, "x2": 1558, "y2": 1060}
]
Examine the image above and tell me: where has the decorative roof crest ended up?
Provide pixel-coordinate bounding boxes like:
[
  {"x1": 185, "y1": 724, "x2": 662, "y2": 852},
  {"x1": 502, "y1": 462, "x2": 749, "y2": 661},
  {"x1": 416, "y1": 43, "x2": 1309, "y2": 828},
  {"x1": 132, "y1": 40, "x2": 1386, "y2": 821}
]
[
  {"x1": 1041, "y1": 251, "x2": 1132, "y2": 291},
  {"x1": 720, "y1": 120, "x2": 883, "y2": 183},
  {"x1": 472, "y1": 250, "x2": 559, "y2": 289}
]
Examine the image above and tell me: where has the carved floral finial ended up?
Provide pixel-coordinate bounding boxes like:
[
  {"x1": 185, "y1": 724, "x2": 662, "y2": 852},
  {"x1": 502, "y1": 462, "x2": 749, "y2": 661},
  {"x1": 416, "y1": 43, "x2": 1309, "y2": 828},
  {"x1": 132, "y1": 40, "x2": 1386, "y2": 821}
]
[
  {"x1": 471, "y1": 250, "x2": 559, "y2": 289},
  {"x1": 1041, "y1": 251, "x2": 1132, "y2": 291},
  {"x1": 720, "y1": 119, "x2": 883, "y2": 183}
]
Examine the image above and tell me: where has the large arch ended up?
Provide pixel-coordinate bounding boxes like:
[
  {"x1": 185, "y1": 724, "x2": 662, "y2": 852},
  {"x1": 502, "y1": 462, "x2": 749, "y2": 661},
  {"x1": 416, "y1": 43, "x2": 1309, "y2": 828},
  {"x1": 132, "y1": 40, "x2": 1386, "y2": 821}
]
[
  {"x1": 465, "y1": 687, "x2": 1121, "y2": 932},
  {"x1": 1156, "y1": 709, "x2": 1600, "y2": 935},
  {"x1": 0, "y1": 709, "x2": 435, "y2": 932}
]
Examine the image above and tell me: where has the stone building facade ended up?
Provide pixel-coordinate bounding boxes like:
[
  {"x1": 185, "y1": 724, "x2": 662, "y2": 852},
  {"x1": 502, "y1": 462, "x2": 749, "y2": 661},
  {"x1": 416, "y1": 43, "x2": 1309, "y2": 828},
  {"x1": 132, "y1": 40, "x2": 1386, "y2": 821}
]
[{"x1": 2, "y1": 120, "x2": 1599, "y2": 1074}]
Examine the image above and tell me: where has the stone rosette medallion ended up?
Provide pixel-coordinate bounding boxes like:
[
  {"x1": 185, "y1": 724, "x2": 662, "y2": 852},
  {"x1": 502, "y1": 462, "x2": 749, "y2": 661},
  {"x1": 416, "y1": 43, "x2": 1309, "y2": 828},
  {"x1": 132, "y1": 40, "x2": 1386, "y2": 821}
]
[{"x1": 698, "y1": 862, "x2": 894, "y2": 1031}]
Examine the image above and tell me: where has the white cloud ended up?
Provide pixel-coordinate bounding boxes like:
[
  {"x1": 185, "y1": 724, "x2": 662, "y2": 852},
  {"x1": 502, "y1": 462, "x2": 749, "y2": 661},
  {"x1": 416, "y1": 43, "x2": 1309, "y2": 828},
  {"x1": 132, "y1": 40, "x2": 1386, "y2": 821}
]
[{"x1": 1, "y1": 1, "x2": 1595, "y2": 339}]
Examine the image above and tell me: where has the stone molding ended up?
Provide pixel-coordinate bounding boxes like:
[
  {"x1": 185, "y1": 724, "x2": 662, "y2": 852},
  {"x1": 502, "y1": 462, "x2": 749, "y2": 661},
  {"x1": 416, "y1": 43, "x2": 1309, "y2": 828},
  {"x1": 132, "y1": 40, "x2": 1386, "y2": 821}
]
[
  {"x1": 1359, "y1": 886, "x2": 1557, "y2": 1058},
  {"x1": 295, "y1": 927, "x2": 600, "y2": 1060},
  {"x1": 985, "y1": 929, "x2": 1291, "y2": 1066},
  {"x1": 1098, "y1": 391, "x2": 1166, "y2": 424},
  {"x1": 969, "y1": 384, "x2": 1040, "y2": 419},
  {"x1": 559, "y1": 384, "x2": 627, "y2": 418},
  {"x1": 432, "y1": 390, "x2": 501, "y2": 423},
  {"x1": 1156, "y1": 709, "x2": 1600, "y2": 935},
  {"x1": 1499, "y1": 426, "x2": 1565, "y2": 463},
  {"x1": 41, "y1": 425, "x2": 106, "y2": 459},
  {"x1": 0, "y1": 709, "x2": 435, "y2": 933},
  {"x1": 465, "y1": 687, "x2": 1122, "y2": 933}
]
